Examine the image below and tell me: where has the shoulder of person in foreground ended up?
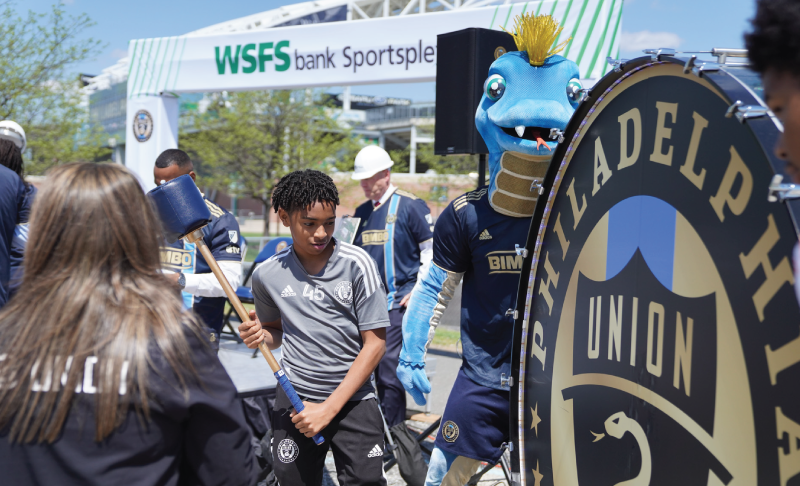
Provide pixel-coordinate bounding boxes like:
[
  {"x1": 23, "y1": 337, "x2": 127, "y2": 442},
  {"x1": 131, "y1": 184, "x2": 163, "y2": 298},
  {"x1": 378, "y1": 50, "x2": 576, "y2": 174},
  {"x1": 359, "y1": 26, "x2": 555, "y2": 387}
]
[{"x1": 150, "y1": 323, "x2": 259, "y2": 486}]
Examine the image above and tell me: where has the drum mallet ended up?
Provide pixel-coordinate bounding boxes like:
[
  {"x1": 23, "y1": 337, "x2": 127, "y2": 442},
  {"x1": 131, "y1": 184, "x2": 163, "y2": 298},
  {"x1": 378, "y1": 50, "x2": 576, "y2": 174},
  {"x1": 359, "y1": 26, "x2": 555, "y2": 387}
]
[{"x1": 147, "y1": 174, "x2": 325, "y2": 445}]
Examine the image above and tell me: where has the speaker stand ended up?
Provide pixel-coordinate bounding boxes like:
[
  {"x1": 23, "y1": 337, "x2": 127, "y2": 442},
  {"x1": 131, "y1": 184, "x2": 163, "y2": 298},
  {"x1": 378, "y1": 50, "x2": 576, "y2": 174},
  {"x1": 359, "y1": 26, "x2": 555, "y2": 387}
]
[{"x1": 478, "y1": 153, "x2": 487, "y2": 189}]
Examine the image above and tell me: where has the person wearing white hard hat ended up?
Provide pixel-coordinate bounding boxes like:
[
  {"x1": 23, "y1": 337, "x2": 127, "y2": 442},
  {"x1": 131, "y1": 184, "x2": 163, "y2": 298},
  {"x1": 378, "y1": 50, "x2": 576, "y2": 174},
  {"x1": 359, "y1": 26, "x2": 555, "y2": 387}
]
[
  {"x1": 0, "y1": 120, "x2": 34, "y2": 298},
  {"x1": 352, "y1": 144, "x2": 434, "y2": 428}
]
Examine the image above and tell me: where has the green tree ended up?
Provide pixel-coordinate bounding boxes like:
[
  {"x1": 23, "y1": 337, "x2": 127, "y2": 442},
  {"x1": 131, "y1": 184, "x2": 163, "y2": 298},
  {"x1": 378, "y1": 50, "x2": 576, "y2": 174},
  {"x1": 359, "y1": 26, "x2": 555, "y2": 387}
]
[
  {"x1": 0, "y1": 2, "x2": 110, "y2": 174},
  {"x1": 182, "y1": 90, "x2": 359, "y2": 235}
]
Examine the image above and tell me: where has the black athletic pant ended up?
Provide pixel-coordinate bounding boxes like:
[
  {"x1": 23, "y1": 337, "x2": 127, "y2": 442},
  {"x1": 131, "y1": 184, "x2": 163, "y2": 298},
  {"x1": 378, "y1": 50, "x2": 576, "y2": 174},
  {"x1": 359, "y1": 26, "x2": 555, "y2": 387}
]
[
  {"x1": 375, "y1": 307, "x2": 406, "y2": 427},
  {"x1": 272, "y1": 386, "x2": 387, "y2": 486}
]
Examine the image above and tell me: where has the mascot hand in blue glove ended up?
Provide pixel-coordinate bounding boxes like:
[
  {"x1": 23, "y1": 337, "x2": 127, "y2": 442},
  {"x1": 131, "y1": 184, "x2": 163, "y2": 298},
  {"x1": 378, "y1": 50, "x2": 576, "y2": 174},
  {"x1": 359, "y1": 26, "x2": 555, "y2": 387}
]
[{"x1": 397, "y1": 14, "x2": 582, "y2": 486}]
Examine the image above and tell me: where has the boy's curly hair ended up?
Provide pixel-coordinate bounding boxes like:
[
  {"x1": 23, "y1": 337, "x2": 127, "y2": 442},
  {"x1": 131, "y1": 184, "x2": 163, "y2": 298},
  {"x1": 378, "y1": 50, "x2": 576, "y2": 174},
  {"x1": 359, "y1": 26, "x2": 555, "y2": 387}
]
[
  {"x1": 272, "y1": 169, "x2": 339, "y2": 214},
  {"x1": 746, "y1": 0, "x2": 800, "y2": 75}
]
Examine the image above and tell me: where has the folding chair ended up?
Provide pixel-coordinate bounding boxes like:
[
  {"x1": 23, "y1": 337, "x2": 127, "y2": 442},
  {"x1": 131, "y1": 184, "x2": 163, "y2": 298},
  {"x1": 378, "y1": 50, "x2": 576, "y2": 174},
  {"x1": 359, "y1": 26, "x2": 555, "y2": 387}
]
[{"x1": 221, "y1": 237, "x2": 292, "y2": 341}]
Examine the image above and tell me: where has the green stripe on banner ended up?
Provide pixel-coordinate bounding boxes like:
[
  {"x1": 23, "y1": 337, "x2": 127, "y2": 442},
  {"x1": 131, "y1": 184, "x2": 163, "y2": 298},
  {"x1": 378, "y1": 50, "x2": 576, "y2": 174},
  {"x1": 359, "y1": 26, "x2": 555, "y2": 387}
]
[
  {"x1": 553, "y1": 0, "x2": 572, "y2": 49},
  {"x1": 502, "y1": 4, "x2": 514, "y2": 30},
  {"x1": 489, "y1": 6, "x2": 499, "y2": 28},
  {"x1": 153, "y1": 37, "x2": 172, "y2": 95},
  {"x1": 564, "y1": 0, "x2": 590, "y2": 58},
  {"x1": 586, "y1": 0, "x2": 617, "y2": 78},
  {"x1": 550, "y1": 0, "x2": 559, "y2": 17},
  {"x1": 131, "y1": 39, "x2": 151, "y2": 99},
  {"x1": 135, "y1": 38, "x2": 155, "y2": 98},
  {"x1": 521, "y1": 2, "x2": 529, "y2": 16},
  {"x1": 604, "y1": 5, "x2": 623, "y2": 75},
  {"x1": 163, "y1": 36, "x2": 180, "y2": 92},
  {"x1": 127, "y1": 40, "x2": 144, "y2": 99},
  {"x1": 145, "y1": 37, "x2": 163, "y2": 96},
  {"x1": 127, "y1": 40, "x2": 138, "y2": 78},
  {"x1": 172, "y1": 37, "x2": 188, "y2": 91},
  {"x1": 575, "y1": 0, "x2": 604, "y2": 65},
  {"x1": 536, "y1": 0, "x2": 546, "y2": 16},
  {"x1": 127, "y1": 40, "x2": 141, "y2": 99}
]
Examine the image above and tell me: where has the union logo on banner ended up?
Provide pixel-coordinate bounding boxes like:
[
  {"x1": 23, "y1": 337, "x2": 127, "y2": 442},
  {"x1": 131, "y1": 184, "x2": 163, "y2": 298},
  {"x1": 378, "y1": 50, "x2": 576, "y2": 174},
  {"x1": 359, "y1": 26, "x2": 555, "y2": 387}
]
[{"x1": 132, "y1": 109, "x2": 153, "y2": 143}]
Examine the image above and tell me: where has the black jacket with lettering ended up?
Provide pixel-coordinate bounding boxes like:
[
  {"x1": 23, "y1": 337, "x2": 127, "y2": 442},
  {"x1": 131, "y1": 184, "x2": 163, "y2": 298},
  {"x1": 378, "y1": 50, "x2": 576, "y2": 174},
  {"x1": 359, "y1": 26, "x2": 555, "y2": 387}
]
[{"x1": 0, "y1": 331, "x2": 258, "y2": 486}]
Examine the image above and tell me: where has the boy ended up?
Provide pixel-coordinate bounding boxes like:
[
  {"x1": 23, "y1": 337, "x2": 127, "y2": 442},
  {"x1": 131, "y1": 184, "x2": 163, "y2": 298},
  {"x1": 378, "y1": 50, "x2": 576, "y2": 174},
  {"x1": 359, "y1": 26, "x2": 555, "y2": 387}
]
[
  {"x1": 239, "y1": 169, "x2": 389, "y2": 486},
  {"x1": 746, "y1": 0, "x2": 800, "y2": 302}
]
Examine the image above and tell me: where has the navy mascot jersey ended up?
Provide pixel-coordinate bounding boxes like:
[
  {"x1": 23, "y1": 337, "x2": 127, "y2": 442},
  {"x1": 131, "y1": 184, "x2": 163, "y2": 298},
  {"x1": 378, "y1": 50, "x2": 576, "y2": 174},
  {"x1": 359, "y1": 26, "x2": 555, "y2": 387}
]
[
  {"x1": 354, "y1": 189, "x2": 433, "y2": 310},
  {"x1": 433, "y1": 187, "x2": 530, "y2": 389},
  {"x1": 160, "y1": 197, "x2": 242, "y2": 330}
]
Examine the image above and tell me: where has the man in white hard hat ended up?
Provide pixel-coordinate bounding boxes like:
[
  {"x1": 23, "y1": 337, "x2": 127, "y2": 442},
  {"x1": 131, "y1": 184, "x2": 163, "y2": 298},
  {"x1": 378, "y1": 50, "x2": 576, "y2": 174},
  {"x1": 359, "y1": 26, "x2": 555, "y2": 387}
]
[
  {"x1": 352, "y1": 144, "x2": 434, "y2": 428},
  {"x1": 0, "y1": 120, "x2": 34, "y2": 297}
]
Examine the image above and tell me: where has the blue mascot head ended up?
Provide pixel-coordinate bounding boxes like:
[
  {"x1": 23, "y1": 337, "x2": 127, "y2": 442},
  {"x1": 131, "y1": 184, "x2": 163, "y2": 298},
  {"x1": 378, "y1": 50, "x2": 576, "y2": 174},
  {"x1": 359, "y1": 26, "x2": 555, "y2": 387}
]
[{"x1": 475, "y1": 14, "x2": 582, "y2": 217}]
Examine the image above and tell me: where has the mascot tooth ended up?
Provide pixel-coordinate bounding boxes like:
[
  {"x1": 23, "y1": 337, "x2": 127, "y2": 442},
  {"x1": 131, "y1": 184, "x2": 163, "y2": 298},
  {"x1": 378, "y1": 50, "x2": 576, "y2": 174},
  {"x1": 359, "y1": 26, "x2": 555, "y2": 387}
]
[{"x1": 397, "y1": 13, "x2": 582, "y2": 486}]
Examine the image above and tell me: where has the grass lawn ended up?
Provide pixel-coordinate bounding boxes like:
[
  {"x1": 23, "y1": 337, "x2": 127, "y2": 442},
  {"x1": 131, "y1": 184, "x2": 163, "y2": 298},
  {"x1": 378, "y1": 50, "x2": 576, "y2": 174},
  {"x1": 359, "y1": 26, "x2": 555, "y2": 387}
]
[{"x1": 430, "y1": 328, "x2": 460, "y2": 348}]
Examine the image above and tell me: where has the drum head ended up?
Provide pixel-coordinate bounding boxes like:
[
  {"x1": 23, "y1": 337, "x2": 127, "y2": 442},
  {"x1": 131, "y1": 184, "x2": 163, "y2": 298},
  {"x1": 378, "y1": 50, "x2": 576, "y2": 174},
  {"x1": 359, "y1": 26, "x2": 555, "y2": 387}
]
[{"x1": 512, "y1": 57, "x2": 800, "y2": 486}]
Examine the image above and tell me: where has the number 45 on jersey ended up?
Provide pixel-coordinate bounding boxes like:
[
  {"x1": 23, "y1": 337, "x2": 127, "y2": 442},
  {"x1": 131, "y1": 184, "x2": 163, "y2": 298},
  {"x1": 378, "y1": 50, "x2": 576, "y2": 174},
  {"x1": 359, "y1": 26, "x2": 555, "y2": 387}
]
[{"x1": 303, "y1": 284, "x2": 324, "y2": 301}]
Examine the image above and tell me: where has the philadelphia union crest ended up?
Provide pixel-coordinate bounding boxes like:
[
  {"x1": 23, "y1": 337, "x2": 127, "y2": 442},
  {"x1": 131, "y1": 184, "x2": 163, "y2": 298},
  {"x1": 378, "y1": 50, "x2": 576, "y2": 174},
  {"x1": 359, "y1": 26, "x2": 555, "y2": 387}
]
[
  {"x1": 334, "y1": 281, "x2": 353, "y2": 304},
  {"x1": 133, "y1": 109, "x2": 153, "y2": 142},
  {"x1": 442, "y1": 421, "x2": 459, "y2": 443},
  {"x1": 277, "y1": 439, "x2": 299, "y2": 463},
  {"x1": 512, "y1": 59, "x2": 800, "y2": 485}
]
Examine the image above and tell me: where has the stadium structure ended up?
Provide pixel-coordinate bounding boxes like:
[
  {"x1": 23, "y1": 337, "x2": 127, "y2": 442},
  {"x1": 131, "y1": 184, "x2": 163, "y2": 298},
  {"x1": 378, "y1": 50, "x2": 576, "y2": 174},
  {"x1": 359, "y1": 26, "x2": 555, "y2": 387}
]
[{"x1": 84, "y1": 0, "x2": 622, "y2": 171}]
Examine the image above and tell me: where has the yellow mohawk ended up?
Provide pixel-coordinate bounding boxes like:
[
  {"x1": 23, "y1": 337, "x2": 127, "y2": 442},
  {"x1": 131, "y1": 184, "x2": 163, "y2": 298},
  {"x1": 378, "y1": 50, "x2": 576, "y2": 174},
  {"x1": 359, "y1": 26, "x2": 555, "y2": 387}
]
[{"x1": 502, "y1": 14, "x2": 571, "y2": 66}]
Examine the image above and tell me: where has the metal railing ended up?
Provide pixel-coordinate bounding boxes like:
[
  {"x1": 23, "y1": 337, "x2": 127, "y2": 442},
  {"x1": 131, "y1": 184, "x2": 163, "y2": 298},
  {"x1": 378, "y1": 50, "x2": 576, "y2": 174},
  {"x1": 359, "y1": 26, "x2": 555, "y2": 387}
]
[{"x1": 364, "y1": 103, "x2": 436, "y2": 124}]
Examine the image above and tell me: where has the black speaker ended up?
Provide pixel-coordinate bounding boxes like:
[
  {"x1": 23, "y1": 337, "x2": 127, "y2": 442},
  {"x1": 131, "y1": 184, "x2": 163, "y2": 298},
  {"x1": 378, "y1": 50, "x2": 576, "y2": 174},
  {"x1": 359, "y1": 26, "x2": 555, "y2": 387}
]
[{"x1": 434, "y1": 28, "x2": 517, "y2": 155}]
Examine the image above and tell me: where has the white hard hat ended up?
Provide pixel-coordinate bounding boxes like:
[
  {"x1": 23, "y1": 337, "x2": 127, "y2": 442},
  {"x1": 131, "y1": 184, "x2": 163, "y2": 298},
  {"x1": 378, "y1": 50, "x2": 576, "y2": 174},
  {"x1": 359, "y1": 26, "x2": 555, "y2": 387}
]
[
  {"x1": 0, "y1": 121, "x2": 26, "y2": 153},
  {"x1": 351, "y1": 145, "x2": 394, "y2": 180}
]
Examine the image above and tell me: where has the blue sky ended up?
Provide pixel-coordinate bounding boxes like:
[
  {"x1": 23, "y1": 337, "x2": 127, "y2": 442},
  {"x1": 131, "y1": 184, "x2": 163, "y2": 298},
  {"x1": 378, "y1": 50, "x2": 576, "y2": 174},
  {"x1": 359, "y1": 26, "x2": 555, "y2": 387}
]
[{"x1": 25, "y1": 0, "x2": 756, "y2": 101}]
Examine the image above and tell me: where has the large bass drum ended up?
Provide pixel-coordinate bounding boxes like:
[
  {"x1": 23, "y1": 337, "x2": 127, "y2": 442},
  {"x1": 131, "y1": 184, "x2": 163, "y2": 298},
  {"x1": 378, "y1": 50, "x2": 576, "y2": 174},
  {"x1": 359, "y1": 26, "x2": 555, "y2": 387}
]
[{"x1": 510, "y1": 54, "x2": 800, "y2": 486}]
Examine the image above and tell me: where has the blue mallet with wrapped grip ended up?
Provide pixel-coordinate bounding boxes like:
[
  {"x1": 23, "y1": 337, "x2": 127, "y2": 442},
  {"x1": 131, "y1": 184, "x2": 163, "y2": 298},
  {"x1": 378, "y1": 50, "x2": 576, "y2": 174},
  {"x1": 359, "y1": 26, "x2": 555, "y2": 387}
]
[{"x1": 148, "y1": 175, "x2": 325, "y2": 445}]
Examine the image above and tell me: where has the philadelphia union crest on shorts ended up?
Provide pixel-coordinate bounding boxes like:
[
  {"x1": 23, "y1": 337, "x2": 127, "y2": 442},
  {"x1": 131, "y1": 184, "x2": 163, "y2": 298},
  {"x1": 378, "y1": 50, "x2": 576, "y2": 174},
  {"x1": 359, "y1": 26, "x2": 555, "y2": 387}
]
[
  {"x1": 132, "y1": 110, "x2": 153, "y2": 142},
  {"x1": 334, "y1": 281, "x2": 353, "y2": 304},
  {"x1": 442, "y1": 421, "x2": 459, "y2": 443},
  {"x1": 513, "y1": 59, "x2": 800, "y2": 485},
  {"x1": 277, "y1": 439, "x2": 299, "y2": 463}
]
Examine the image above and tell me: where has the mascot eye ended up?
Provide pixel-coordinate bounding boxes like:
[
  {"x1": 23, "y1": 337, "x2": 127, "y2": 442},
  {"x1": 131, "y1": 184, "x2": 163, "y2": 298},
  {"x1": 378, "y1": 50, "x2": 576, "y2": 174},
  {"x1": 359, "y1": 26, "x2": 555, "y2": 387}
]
[
  {"x1": 484, "y1": 74, "x2": 506, "y2": 101},
  {"x1": 566, "y1": 78, "x2": 584, "y2": 103}
]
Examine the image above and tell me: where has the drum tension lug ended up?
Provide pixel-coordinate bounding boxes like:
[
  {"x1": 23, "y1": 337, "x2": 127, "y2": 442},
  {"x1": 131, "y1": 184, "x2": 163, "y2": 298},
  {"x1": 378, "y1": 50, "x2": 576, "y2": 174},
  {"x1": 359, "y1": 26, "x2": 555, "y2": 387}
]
[
  {"x1": 683, "y1": 55, "x2": 697, "y2": 74},
  {"x1": 501, "y1": 373, "x2": 514, "y2": 387},
  {"x1": 691, "y1": 62, "x2": 720, "y2": 77},
  {"x1": 549, "y1": 128, "x2": 565, "y2": 143},
  {"x1": 606, "y1": 56, "x2": 626, "y2": 73},
  {"x1": 726, "y1": 100, "x2": 770, "y2": 123},
  {"x1": 515, "y1": 244, "x2": 528, "y2": 258},
  {"x1": 505, "y1": 308, "x2": 518, "y2": 320},
  {"x1": 643, "y1": 47, "x2": 675, "y2": 61},
  {"x1": 529, "y1": 179, "x2": 544, "y2": 195},
  {"x1": 768, "y1": 174, "x2": 800, "y2": 202}
]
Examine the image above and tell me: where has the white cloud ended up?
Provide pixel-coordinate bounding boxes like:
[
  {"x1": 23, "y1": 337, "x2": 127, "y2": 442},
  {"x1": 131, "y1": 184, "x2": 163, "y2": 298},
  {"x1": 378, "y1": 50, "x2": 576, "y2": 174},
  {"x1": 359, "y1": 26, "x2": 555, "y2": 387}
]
[
  {"x1": 620, "y1": 30, "x2": 683, "y2": 54},
  {"x1": 110, "y1": 48, "x2": 128, "y2": 59}
]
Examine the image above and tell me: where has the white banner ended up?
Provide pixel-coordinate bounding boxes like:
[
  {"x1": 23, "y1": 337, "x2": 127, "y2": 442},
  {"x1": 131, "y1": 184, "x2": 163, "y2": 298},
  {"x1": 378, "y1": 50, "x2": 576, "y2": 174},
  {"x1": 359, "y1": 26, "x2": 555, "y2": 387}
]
[
  {"x1": 125, "y1": 95, "x2": 179, "y2": 191},
  {"x1": 126, "y1": 0, "x2": 622, "y2": 98}
]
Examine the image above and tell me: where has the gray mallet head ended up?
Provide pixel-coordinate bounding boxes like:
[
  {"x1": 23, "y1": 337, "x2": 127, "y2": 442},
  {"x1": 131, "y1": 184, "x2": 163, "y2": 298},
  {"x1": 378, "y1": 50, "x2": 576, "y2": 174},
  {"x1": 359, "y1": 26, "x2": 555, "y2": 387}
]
[{"x1": 147, "y1": 174, "x2": 211, "y2": 243}]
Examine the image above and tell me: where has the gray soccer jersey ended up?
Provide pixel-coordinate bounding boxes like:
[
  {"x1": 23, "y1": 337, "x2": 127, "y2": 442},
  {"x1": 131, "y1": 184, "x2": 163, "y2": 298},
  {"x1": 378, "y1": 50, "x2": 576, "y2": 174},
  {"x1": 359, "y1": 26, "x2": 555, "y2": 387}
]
[{"x1": 251, "y1": 239, "x2": 390, "y2": 401}]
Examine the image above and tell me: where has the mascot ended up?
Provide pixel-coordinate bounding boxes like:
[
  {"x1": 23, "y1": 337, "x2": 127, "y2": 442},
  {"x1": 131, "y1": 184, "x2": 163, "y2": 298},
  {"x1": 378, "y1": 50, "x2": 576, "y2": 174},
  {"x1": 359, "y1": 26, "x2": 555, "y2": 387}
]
[{"x1": 397, "y1": 14, "x2": 582, "y2": 486}]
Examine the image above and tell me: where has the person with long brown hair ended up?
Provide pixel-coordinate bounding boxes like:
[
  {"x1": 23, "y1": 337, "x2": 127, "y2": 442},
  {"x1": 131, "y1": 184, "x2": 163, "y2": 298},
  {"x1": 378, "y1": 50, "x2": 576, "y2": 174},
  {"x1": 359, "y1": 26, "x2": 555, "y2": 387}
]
[{"x1": 0, "y1": 163, "x2": 258, "y2": 485}]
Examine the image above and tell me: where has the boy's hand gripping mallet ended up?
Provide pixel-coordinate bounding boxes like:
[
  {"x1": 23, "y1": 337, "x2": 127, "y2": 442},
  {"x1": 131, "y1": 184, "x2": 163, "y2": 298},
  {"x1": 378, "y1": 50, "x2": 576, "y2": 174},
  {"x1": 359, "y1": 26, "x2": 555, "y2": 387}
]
[{"x1": 148, "y1": 175, "x2": 325, "y2": 445}]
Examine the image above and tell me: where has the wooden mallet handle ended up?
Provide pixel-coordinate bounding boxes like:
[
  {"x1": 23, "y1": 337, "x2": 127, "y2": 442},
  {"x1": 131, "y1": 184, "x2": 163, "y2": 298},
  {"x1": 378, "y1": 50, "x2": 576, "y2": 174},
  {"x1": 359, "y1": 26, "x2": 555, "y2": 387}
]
[
  {"x1": 185, "y1": 229, "x2": 325, "y2": 445},
  {"x1": 186, "y1": 229, "x2": 279, "y2": 370}
]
